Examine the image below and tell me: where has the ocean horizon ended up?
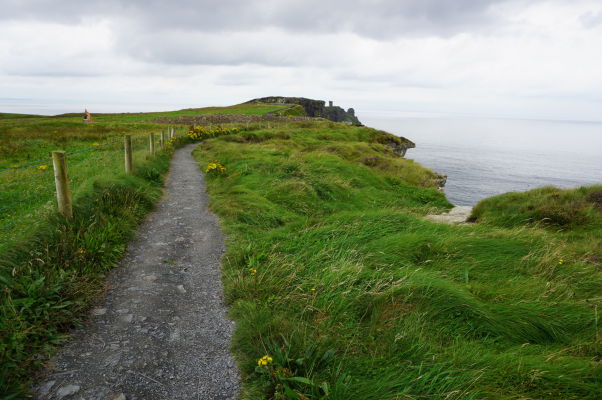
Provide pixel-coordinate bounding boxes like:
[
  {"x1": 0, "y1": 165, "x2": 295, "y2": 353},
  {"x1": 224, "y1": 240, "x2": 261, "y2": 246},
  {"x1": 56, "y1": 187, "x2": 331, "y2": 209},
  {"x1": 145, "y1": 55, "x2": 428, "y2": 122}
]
[{"x1": 363, "y1": 113, "x2": 602, "y2": 206}]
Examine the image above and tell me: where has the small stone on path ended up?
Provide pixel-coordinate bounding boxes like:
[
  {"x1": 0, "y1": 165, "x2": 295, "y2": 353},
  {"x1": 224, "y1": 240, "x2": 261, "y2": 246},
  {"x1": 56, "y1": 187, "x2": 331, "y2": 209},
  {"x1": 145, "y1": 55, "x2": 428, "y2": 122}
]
[
  {"x1": 36, "y1": 380, "x2": 55, "y2": 397},
  {"x1": 56, "y1": 384, "x2": 80, "y2": 398},
  {"x1": 119, "y1": 314, "x2": 133, "y2": 323}
]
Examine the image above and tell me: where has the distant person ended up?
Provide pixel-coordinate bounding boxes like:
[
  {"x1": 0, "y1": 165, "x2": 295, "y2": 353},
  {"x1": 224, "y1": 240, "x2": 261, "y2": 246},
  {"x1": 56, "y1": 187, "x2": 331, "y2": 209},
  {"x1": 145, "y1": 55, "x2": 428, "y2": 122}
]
[{"x1": 83, "y1": 108, "x2": 92, "y2": 123}]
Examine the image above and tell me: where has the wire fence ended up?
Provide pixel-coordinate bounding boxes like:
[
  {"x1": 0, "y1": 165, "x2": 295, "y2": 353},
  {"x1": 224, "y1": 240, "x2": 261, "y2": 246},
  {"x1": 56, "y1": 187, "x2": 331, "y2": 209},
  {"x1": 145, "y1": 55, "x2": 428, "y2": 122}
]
[{"x1": 0, "y1": 126, "x2": 185, "y2": 250}]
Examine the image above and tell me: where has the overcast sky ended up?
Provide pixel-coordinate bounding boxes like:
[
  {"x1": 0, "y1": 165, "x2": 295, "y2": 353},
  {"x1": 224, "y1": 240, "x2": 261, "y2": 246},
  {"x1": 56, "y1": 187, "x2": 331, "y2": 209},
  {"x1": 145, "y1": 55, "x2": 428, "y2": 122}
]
[{"x1": 1, "y1": 0, "x2": 602, "y2": 120}]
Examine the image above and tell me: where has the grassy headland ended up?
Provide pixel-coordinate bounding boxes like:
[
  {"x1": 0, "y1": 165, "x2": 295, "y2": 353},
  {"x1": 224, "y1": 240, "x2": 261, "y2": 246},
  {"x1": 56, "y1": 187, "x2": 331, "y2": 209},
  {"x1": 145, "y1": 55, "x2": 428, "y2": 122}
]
[
  {"x1": 0, "y1": 103, "x2": 284, "y2": 396},
  {"x1": 1, "y1": 102, "x2": 600, "y2": 399},
  {"x1": 193, "y1": 121, "x2": 601, "y2": 399}
]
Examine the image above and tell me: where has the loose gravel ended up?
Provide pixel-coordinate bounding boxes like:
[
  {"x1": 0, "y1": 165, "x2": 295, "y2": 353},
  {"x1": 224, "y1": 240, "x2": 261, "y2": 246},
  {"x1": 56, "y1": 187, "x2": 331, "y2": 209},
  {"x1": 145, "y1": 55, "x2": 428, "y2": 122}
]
[{"x1": 32, "y1": 144, "x2": 240, "y2": 400}]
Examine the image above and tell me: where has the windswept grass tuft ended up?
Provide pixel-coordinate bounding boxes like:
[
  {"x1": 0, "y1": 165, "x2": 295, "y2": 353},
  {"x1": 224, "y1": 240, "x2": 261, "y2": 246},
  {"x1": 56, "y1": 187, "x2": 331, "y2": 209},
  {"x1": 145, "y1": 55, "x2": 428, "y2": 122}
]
[
  {"x1": 471, "y1": 185, "x2": 602, "y2": 231},
  {"x1": 195, "y1": 121, "x2": 602, "y2": 399},
  {"x1": 0, "y1": 153, "x2": 172, "y2": 396}
]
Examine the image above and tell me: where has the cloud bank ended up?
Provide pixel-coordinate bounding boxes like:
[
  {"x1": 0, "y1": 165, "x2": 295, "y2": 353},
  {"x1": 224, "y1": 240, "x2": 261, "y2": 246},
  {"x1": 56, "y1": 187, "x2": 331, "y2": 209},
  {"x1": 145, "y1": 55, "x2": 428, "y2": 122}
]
[{"x1": 1, "y1": 0, "x2": 601, "y2": 120}]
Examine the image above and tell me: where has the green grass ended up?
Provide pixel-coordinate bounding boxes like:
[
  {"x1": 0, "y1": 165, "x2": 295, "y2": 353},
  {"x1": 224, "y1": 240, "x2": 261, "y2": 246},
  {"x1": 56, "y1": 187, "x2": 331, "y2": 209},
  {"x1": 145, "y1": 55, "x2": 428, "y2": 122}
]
[
  {"x1": 471, "y1": 185, "x2": 602, "y2": 233},
  {"x1": 55, "y1": 103, "x2": 290, "y2": 124},
  {"x1": 0, "y1": 113, "x2": 39, "y2": 120},
  {"x1": 0, "y1": 151, "x2": 174, "y2": 396},
  {"x1": 2, "y1": 103, "x2": 600, "y2": 399},
  {"x1": 0, "y1": 103, "x2": 281, "y2": 250},
  {"x1": 193, "y1": 121, "x2": 602, "y2": 399},
  {"x1": 0, "y1": 103, "x2": 284, "y2": 166},
  {"x1": 0, "y1": 103, "x2": 277, "y2": 397}
]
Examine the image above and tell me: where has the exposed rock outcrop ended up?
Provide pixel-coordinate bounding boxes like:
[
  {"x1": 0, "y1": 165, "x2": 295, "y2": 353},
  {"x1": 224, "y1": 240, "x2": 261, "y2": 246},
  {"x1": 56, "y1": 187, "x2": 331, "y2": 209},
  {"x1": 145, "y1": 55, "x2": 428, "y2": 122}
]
[
  {"x1": 322, "y1": 106, "x2": 362, "y2": 125},
  {"x1": 434, "y1": 174, "x2": 448, "y2": 191},
  {"x1": 245, "y1": 96, "x2": 362, "y2": 125},
  {"x1": 373, "y1": 130, "x2": 416, "y2": 157},
  {"x1": 425, "y1": 206, "x2": 473, "y2": 225},
  {"x1": 370, "y1": 129, "x2": 445, "y2": 187}
]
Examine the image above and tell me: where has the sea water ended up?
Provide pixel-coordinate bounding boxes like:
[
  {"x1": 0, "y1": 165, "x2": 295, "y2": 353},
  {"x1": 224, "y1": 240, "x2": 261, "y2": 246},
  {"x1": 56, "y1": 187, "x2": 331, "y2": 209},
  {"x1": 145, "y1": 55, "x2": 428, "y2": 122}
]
[{"x1": 362, "y1": 113, "x2": 602, "y2": 206}]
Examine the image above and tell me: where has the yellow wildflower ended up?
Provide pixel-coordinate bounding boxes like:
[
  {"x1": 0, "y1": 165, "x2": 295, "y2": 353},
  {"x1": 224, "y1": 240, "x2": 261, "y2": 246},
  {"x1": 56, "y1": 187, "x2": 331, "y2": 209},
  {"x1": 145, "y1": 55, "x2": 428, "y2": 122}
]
[
  {"x1": 38, "y1": 164, "x2": 49, "y2": 171},
  {"x1": 257, "y1": 355, "x2": 273, "y2": 367},
  {"x1": 205, "y1": 161, "x2": 226, "y2": 174},
  {"x1": 249, "y1": 268, "x2": 257, "y2": 276},
  {"x1": 558, "y1": 258, "x2": 564, "y2": 265}
]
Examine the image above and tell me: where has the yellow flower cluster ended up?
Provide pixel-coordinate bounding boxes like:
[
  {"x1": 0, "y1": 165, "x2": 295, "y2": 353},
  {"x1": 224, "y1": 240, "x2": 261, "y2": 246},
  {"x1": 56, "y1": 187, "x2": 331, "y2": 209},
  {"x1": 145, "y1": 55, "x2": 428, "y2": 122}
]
[
  {"x1": 249, "y1": 268, "x2": 257, "y2": 276},
  {"x1": 187, "y1": 125, "x2": 239, "y2": 141},
  {"x1": 38, "y1": 164, "x2": 49, "y2": 171},
  {"x1": 558, "y1": 258, "x2": 564, "y2": 265},
  {"x1": 164, "y1": 136, "x2": 178, "y2": 151},
  {"x1": 205, "y1": 161, "x2": 226, "y2": 174},
  {"x1": 257, "y1": 355, "x2": 273, "y2": 367}
]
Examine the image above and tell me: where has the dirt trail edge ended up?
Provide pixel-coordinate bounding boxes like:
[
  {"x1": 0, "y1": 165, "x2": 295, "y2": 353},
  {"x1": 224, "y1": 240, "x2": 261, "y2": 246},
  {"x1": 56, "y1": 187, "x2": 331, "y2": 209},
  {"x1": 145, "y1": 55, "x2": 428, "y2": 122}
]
[{"x1": 33, "y1": 144, "x2": 240, "y2": 400}]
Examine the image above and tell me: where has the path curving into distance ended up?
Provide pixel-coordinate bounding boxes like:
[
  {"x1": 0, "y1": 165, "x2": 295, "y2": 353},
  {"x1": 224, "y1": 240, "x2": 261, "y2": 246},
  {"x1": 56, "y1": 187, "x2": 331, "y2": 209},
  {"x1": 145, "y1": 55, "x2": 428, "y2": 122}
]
[{"x1": 33, "y1": 144, "x2": 239, "y2": 400}]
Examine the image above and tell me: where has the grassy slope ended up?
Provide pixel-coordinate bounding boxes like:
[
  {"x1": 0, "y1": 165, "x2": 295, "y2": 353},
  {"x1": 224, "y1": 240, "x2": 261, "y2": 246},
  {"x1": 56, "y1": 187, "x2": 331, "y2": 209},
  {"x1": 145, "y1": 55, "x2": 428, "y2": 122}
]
[
  {"x1": 0, "y1": 104, "x2": 288, "y2": 166},
  {"x1": 0, "y1": 104, "x2": 284, "y2": 250},
  {"x1": 54, "y1": 103, "x2": 289, "y2": 124},
  {"x1": 193, "y1": 121, "x2": 602, "y2": 399},
  {"x1": 0, "y1": 104, "x2": 279, "y2": 397}
]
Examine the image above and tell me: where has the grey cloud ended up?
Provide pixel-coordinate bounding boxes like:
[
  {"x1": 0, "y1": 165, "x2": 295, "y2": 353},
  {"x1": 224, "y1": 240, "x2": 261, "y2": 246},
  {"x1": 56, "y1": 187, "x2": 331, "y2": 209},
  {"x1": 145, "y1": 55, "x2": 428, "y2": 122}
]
[
  {"x1": 580, "y1": 11, "x2": 602, "y2": 28},
  {"x1": 118, "y1": 33, "x2": 297, "y2": 67},
  {"x1": 114, "y1": 28, "x2": 349, "y2": 67},
  {"x1": 3, "y1": 0, "x2": 509, "y2": 38},
  {"x1": 334, "y1": 70, "x2": 443, "y2": 89},
  {"x1": 1, "y1": 0, "x2": 517, "y2": 69}
]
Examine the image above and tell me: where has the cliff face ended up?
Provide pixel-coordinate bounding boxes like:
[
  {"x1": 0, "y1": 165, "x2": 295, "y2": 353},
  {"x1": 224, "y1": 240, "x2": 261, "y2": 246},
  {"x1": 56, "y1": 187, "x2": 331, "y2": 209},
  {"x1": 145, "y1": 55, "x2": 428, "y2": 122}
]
[
  {"x1": 322, "y1": 106, "x2": 361, "y2": 125},
  {"x1": 245, "y1": 96, "x2": 362, "y2": 125},
  {"x1": 374, "y1": 130, "x2": 416, "y2": 157}
]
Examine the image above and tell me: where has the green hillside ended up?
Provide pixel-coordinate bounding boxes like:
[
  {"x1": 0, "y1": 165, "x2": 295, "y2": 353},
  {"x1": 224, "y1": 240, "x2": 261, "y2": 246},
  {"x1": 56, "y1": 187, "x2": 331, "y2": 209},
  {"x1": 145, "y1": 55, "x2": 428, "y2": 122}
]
[
  {"x1": 1, "y1": 104, "x2": 600, "y2": 399},
  {"x1": 193, "y1": 121, "x2": 602, "y2": 399}
]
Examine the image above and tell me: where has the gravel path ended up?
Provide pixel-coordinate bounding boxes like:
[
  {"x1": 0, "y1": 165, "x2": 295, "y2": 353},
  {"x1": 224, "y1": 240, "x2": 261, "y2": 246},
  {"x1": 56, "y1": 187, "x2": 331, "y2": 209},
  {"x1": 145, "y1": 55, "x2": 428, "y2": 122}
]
[{"x1": 33, "y1": 144, "x2": 240, "y2": 400}]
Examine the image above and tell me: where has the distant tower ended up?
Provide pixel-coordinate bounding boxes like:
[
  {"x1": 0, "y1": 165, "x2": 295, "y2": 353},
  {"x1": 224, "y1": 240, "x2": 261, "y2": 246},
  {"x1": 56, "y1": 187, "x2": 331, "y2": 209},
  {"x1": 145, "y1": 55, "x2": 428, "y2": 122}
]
[{"x1": 328, "y1": 101, "x2": 333, "y2": 107}]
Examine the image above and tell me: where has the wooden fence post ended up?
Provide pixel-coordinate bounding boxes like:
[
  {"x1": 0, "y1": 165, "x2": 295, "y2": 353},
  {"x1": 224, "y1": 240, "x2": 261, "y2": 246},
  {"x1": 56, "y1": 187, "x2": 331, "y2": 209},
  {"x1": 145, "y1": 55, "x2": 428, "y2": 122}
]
[
  {"x1": 124, "y1": 135, "x2": 133, "y2": 174},
  {"x1": 51, "y1": 151, "x2": 73, "y2": 218},
  {"x1": 160, "y1": 130, "x2": 165, "y2": 148},
  {"x1": 149, "y1": 132, "x2": 155, "y2": 155},
  {"x1": 170, "y1": 126, "x2": 174, "y2": 139}
]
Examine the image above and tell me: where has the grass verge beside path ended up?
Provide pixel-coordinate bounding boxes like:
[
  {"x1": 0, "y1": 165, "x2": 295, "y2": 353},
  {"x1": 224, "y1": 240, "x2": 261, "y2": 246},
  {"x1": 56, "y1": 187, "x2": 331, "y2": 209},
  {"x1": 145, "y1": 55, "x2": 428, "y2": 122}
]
[
  {"x1": 0, "y1": 147, "x2": 178, "y2": 397},
  {"x1": 0, "y1": 103, "x2": 288, "y2": 397},
  {"x1": 194, "y1": 121, "x2": 601, "y2": 399}
]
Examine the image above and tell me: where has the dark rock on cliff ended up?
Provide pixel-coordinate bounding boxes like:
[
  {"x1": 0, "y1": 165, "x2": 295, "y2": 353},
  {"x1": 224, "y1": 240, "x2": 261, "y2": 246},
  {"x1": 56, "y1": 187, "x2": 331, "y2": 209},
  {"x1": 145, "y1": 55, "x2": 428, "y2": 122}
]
[
  {"x1": 245, "y1": 96, "x2": 362, "y2": 125},
  {"x1": 323, "y1": 106, "x2": 362, "y2": 125},
  {"x1": 373, "y1": 130, "x2": 416, "y2": 157}
]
